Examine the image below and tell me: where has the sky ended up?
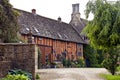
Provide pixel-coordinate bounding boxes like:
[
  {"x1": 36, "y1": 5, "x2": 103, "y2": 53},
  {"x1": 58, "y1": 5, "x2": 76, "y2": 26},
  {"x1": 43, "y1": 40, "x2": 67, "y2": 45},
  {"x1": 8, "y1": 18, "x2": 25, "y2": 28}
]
[
  {"x1": 9, "y1": 0, "x2": 116, "y2": 23},
  {"x1": 9, "y1": 0, "x2": 90, "y2": 23}
]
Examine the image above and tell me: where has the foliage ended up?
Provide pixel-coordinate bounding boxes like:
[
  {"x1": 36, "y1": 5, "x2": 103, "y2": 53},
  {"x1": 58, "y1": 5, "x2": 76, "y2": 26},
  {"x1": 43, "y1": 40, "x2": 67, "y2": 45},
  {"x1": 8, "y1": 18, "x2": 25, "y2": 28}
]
[
  {"x1": 0, "y1": 0, "x2": 19, "y2": 43},
  {"x1": 8, "y1": 69, "x2": 32, "y2": 80},
  {"x1": 102, "y1": 47, "x2": 120, "y2": 75},
  {"x1": 100, "y1": 74, "x2": 120, "y2": 80},
  {"x1": 67, "y1": 58, "x2": 85, "y2": 68},
  {"x1": 62, "y1": 58, "x2": 67, "y2": 67},
  {"x1": 38, "y1": 48, "x2": 42, "y2": 69},
  {"x1": 76, "y1": 58, "x2": 85, "y2": 67},
  {"x1": 83, "y1": 0, "x2": 120, "y2": 75},
  {"x1": 84, "y1": 0, "x2": 120, "y2": 49},
  {"x1": 66, "y1": 59, "x2": 71, "y2": 67},
  {"x1": 1, "y1": 74, "x2": 29, "y2": 80},
  {"x1": 62, "y1": 59, "x2": 71, "y2": 67},
  {"x1": 83, "y1": 45, "x2": 103, "y2": 67},
  {"x1": 36, "y1": 74, "x2": 40, "y2": 80},
  {"x1": 117, "y1": 66, "x2": 120, "y2": 72},
  {"x1": 55, "y1": 64, "x2": 61, "y2": 68},
  {"x1": 62, "y1": 58, "x2": 85, "y2": 68},
  {"x1": 71, "y1": 62, "x2": 76, "y2": 67},
  {"x1": 116, "y1": 66, "x2": 120, "y2": 75}
]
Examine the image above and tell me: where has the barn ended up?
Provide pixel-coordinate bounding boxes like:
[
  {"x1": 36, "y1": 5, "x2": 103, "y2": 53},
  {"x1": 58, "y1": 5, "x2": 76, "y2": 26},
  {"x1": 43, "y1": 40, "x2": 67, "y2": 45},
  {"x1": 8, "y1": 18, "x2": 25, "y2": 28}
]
[{"x1": 17, "y1": 3, "x2": 87, "y2": 66}]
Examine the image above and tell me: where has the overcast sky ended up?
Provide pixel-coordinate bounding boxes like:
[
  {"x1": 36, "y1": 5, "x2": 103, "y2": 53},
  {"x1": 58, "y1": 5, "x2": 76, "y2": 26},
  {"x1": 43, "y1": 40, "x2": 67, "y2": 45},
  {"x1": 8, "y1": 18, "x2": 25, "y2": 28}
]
[{"x1": 9, "y1": 0, "x2": 116, "y2": 23}]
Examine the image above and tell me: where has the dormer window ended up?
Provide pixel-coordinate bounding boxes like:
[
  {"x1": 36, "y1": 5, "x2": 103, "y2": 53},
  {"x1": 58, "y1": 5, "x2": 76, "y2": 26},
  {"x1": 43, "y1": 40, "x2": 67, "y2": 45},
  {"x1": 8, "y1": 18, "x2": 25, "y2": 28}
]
[
  {"x1": 26, "y1": 28, "x2": 29, "y2": 31},
  {"x1": 57, "y1": 33, "x2": 62, "y2": 38},
  {"x1": 34, "y1": 27, "x2": 39, "y2": 33}
]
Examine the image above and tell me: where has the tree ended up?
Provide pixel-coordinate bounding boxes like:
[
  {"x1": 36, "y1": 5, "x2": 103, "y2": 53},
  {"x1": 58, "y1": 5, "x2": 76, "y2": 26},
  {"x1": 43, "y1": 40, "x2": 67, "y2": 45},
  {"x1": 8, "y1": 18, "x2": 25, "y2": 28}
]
[
  {"x1": 84, "y1": 0, "x2": 120, "y2": 49},
  {"x1": 83, "y1": 0, "x2": 120, "y2": 75},
  {"x1": 0, "y1": 0, "x2": 19, "y2": 43},
  {"x1": 102, "y1": 47, "x2": 120, "y2": 75},
  {"x1": 84, "y1": 45, "x2": 103, "y2": 67}
]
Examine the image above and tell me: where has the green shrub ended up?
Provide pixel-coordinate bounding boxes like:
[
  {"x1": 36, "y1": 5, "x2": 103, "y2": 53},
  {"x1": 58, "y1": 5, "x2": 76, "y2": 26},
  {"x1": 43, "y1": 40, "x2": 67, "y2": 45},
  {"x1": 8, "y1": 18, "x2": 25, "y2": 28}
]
[
  {"x1": 84, "y1": 45, "x2": 103, "y2": 67},
  {"x1": 1, "y1": 74, "x2": 29, "y2": 80},
  {"x1": 62, "y1": 59, "x2": 72, "y2": 67},
  {"x1": 8, "y1": 69, "x2": 32, "y2": 80},
  {"x1": 116, "y1": 66, "x2": 120, "y2": 75},
  {"x1": 62, "y1": 59, "x2": 67, "y2": 67},
  {"x1": 117, "y1": 66, "x2": 120, "y2": 71},
  {"x1": 76, "y1": 64, "x2": 81, "y2": 68},
  {"x1": 77, "y1": 58, "x2": 85, "y2": 67},
  {"x1": 102, "y1": 56, "x2": 119, "y2": 75},
  {"x1": 56, "y1": 64, "x2": 60, "y2": 68},
  {"x1": 100, "y1": 74, "x2": 120, "y2": 80},
  {"x1": 71, "y1": 61, "x2": 76, "y2": 68},
  {"x1": 36, "y1": 74, "x2": 40, "y2": 80},
  {"x1": 62, "y1": 58, "x2": 85, "y2": 68},
  {"x1": 66, "y1": 59, "x2": 71, "y2": 67}
]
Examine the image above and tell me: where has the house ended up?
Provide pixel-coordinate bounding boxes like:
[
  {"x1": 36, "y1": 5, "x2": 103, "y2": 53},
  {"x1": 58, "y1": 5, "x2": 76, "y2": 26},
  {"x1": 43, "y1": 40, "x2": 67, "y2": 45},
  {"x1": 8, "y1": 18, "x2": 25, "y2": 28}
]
[{"x1": 17, "y1": 3, "x2": 87, "y2": 65}]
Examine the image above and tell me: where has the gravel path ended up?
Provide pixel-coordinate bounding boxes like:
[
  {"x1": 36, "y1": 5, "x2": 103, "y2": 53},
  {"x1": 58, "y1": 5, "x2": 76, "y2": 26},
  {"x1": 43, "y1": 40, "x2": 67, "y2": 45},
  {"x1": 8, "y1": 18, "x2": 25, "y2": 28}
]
[{"x1": 36, "y1": 68, "x2": 110, "y2": 80}]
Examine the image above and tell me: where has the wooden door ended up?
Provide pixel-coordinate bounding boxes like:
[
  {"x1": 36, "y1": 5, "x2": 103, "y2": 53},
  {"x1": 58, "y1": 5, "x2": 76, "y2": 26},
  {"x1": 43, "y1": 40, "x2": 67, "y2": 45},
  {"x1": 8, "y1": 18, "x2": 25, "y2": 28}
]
[{"x1": 38, "y1": 45, "x2": 52, "y2": 65}]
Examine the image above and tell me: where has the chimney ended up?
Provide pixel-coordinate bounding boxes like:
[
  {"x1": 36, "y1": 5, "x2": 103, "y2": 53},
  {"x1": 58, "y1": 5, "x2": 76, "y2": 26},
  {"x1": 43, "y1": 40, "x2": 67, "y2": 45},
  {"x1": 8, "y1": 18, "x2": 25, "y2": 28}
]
[
  {"x1": 58, "y1": 17, "x2": 61, "y2": 22},
  {"x1": 70, "y1": 3, "x2": 81, "y2": 26},
  {"x1": 31, "y1": 9, "x2": 36, "y2": 14},
  {"x1": 72, "y1": 3, "x2": 79, "y2": 14}
]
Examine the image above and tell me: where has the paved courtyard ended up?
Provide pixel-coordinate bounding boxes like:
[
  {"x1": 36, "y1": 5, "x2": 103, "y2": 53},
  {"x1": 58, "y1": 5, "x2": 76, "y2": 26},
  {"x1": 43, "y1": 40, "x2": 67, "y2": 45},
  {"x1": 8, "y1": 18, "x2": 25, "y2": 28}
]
[{"x1": 36, "y1": 68, "x2": 110, "y2": 80}]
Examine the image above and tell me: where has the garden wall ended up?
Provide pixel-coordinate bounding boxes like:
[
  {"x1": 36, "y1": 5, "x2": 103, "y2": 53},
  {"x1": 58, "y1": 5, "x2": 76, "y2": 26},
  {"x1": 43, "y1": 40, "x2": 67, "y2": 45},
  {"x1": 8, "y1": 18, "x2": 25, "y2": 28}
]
[{"x1": 0, "y1": 43, "x2": 38, "y2": 80}]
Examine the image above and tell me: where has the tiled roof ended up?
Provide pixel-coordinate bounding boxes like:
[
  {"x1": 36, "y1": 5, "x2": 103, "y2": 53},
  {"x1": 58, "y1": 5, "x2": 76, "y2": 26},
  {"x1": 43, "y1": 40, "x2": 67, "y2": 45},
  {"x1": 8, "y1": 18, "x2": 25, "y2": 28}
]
[{"x1": 17, "y1": 9, "x2": 85, "y2": 43}]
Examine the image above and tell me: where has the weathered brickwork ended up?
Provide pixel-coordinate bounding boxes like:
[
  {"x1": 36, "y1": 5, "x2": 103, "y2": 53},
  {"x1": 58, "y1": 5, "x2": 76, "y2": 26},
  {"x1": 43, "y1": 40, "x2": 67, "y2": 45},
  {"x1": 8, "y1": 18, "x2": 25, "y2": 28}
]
[{"x1": 0, "y1": 43, "x2": 37, "y2": 80}]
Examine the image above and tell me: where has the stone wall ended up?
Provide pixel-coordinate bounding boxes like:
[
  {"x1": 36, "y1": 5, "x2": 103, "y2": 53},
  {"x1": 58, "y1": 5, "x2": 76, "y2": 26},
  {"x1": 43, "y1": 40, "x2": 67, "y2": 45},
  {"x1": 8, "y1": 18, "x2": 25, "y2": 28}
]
[{"x1": 0, "y1": 43, "x2": 37, "y2": 80}]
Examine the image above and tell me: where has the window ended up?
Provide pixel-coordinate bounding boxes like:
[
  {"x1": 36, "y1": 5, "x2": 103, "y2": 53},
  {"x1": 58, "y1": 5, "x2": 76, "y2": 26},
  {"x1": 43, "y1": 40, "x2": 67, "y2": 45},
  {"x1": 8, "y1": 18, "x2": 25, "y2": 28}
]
[{"x1": 77, "y1": 52, "x2": 82, "y2": 56}]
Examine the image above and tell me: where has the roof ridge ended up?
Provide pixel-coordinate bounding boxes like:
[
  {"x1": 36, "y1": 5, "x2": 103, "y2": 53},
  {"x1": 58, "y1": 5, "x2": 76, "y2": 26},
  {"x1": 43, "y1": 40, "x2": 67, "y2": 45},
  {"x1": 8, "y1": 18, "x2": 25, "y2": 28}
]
[
  {"x1": 18, "y1": 8, "x2": 86, "y2": 43},
  {"x1": 15, "y1": 8, "x2": 69, "y2": 25}
]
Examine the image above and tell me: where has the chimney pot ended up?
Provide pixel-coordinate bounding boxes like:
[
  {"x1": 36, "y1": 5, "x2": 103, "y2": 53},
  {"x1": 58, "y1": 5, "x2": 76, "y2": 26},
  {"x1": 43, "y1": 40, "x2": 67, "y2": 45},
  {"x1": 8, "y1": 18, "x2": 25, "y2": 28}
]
[
  {"x1": 31, "y1": 9, "x2": 36, "y2": 14},
  {"x1": 58, "y1": 17, "x2": 61, "y2": 22}
]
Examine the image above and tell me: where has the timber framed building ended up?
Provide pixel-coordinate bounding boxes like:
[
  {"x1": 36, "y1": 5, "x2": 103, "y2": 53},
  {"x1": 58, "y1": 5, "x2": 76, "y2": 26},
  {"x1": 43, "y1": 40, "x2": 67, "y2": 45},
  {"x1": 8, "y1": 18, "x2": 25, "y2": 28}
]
[{"x1": 17, "y1": 3, "x2": 87, "y2": 65}]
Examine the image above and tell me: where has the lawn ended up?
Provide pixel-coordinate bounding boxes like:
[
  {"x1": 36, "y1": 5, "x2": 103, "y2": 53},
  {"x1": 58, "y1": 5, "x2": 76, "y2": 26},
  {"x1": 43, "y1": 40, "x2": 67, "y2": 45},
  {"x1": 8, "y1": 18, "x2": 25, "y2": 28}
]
[{"x1": 100, "y1": 74, "x2": 120, "y2": 80}]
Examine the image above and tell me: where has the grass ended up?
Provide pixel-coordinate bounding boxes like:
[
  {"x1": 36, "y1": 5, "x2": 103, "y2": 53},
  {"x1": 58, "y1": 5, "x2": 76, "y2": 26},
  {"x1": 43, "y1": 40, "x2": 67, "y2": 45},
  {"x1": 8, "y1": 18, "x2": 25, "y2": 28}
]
[{"x1": 100, "y1": 74, "x2": 120, "y2": 80}]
